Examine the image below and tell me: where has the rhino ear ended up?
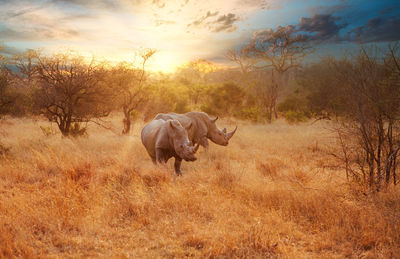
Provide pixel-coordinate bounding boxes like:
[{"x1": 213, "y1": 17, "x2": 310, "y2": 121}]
[
  {"x1": 186, "y1": 122, "x2": 193, "y2": 131},
  {"x1": 211, "y1": 116, "x2": 218, "y2": 123},
  {"x1": 223, "y1": 128, "x2": 227, "y2": 133},
  {"x1": 169, "y1": 120, "x2": 178, "y2": 130}
]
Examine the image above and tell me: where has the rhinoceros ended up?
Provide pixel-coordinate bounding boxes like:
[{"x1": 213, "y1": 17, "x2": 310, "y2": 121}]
[
  {"x1": 141, "y1": 119, "x2": 200, "y2": 175},
  {"x1": 154, "y1": 112, "x2": 237, "y2": 149}
]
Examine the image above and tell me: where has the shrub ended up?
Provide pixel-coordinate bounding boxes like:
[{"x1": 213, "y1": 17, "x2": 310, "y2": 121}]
[
  {"x1": 283, "y1": 111, "x2": 308, "y2": 124},
  {"x1": 201, "y1": 82, "x2": 246, "y2": 117},
  {"x1": 234, "y1": 106, "x2": 261, "y2": 122},
  {"x1": 69, "y1": 123, "x2": 88, "y2": 138},
  {"x1": 278, "y1": 95, "x2": 310, "y2": 117}
]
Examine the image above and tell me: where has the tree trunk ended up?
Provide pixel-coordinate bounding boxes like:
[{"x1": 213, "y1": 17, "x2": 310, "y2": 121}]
[
  {"x1": 271, "y1": 70, "x2": 278, "y2": 120},
  {"x1": 273, "y1": 102, "x2": 278, "y2": 119},
  {"x1": 122, "y1": 109, "x2": 131, "y2": 135}
]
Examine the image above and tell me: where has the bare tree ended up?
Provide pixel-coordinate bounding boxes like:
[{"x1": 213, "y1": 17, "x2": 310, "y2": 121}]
[
  {"x1": 113, "y1": 48, "x2": 156, "y2": 135},
  {"x1": 0, "y1": 69, "x2": 13, "y2": 119},
  {"x1": 12, "y1": 49, "x2": 39, "y2": 88},
  {"x1": 34, "y1": 52, "x2": 112, "y2": 136},
  {"x1": 331, "y1": 45, "x2": 400, "y2": 189},
  {"x1": 248, "y1": 25, "x2": 313, "y2": 122},
  {"x1": 0, "y1": 48, "x2": 14, "y2": 119},
  {"x1": 225, "y1": 46, "x2": 258, "y2": 75}
]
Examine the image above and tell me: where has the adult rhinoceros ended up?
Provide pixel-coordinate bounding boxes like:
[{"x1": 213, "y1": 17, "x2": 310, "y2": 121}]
[
  {"x1": 154, "y1": 112, "x2": 237, "y2": 149},
  {"x1": 141, "y1": 119, "x2": 199, "y2": 175}
]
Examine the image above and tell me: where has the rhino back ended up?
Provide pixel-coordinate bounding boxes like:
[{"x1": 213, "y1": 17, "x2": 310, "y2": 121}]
[
  {"x1": 154, "y1": 112, "x2": 209, "y2": 144},
  {"x1": 184, "y1": 112, "x2": 209, "y2": 139}
]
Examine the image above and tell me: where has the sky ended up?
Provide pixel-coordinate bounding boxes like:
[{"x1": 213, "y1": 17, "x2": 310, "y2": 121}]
[{"x1": 0, "y1": 0, "x2": 399, "y2": 72}]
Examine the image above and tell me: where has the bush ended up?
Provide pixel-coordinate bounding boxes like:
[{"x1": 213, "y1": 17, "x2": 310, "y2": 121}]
[
  {"x1": 201, "y1": 83, "x2": 245, "y2": 117},
  {"x1": 278, "y1": 95, "x2": 310, "y2": 116},
  {"x1": 0, "y1": 143, "x2": 10, "y2": 156},
  {"x1": 69, "y1": 123, "x2": 88, "y2": 138},
  {"x1": 283, "y1": 111, "x2": 308, "y2": 124},
  {"x1": 234, "y1": 106, "x2": 261, "y2": 122},
  {"x1": 129, "y1": 110, "x2": 139, "y2": 121},
  {"x1": 40, "y1": 126, "x2": 57, "y2": 137},
  {"x1": 174, "y1": 99, "x2": 190, "y2": 113}
]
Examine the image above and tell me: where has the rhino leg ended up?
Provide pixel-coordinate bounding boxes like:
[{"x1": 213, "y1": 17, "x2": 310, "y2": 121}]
[
  {"x1": 151, "y1": 157, "x2": 157, "y2": 164},
  {"x1": 156, "y1": 148, "x2": 167, "y2": 164},
  {"x1": 174, "y1": 157, "x2": 182, "y2": 175}
]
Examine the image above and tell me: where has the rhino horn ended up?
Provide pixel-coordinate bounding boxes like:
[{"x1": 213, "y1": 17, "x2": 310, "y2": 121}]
[
  {"x1": 211, "y1": 116, "x2": 218, "y2": 123},
  {"x1": 226, "y1": 126, "x2": 237, "y2": 140},
  {"x1": 193, "y1": 143, "x2": 200, "y2": 153}
]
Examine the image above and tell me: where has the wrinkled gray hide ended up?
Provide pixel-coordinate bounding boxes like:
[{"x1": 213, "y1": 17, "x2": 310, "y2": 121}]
[
  {"x1": 141, "y1": 119, "x2": 199, "y2": 175},
  {"x1": 154, "y1": 112, "x2": 237, "y2": 149}
]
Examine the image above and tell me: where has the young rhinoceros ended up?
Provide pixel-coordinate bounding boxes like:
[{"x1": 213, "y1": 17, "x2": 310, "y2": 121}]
[{"x1": 141, "y1": 119, "x2": 200, "y2": 175}]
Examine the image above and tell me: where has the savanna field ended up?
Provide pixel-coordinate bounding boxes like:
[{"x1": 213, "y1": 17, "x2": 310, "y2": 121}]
[{"x1": 1, "y1": 115, "x2": 399, "y2": 258}]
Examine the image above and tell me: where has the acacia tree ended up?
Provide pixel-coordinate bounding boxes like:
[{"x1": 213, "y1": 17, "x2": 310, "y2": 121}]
[
  {"x1": 114, "y1": 49, "x2": 156, "y2": 135},
  {"x1": 248, "y1": 25, "x2": 312, "y2": 122},
  {"x1": 34, "y1": 52, "x2": 112, "y2": 136}
]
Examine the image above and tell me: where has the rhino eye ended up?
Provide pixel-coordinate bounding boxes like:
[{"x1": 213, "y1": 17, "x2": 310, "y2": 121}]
[{"x1": 180, "y1": 144, "x2": 184, "y2": 148}]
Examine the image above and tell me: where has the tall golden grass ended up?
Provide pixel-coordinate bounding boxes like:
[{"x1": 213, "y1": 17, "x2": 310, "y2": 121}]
[{"x1": 0, "y1": 115, "x2": 399, "y2": 258}]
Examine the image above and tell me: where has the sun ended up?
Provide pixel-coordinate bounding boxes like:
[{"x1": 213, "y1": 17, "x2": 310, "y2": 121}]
[{"x1": 146, "y1": 51, "x2": 181, "y2": 73}]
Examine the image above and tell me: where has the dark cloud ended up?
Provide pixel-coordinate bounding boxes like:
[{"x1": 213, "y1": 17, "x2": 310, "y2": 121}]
[
  {"x1": 349, "y1": 15, "x2": 400, "y2": 43},
  {"x1": 380, "y1": 5, "x2": 398, "y2": 15},
  {"x1": 253, "y1": 25, "x2": 297, "y2": 39},
  {"x1": 310, "y1": 4, "x2": 348, "y2": 15},
  {"x1": 188, "y1": 12, "x2": 239, "y2": 33},
  {"x1": 254, "y1": 9, "x2": 400, "y2": 46},
  {"x1": 298, "y1": 14, "x2": 347, "y2": 41},
  {"x1": 212, "y1": 13, "x2": 240, "y2": 32}
]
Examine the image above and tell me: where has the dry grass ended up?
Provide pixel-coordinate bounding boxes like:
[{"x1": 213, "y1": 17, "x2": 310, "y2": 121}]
[{"x1": 0, "y1": 115, "x2": 399, "y2": 258}]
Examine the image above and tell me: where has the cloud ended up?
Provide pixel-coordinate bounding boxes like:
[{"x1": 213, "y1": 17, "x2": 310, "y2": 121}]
[
  {"x1": 349, "y1": 15, "x2": 400, "y2": 43},
  {"x1": 379, "y1": 5, "x2": 398, "y2": 15},
  {"x1": 237, "y1": 0, "x2": 280, "y2": 10},
  {"x1": 0, "y1": 44, "x2": 22, "y2": 57},
  {"x1": 0, "y1": 26, "x2": 81, "y2": 42},
  {"x1": 309, "y1": 3, "x2": 348, "y2": 15},
  {"x1": 187, "y1": 11, "x2": 219, "y2": 27},
  {"x1": 188, "y1": 12, "x2": 240, "y2": 33},
  {"x1": 51, "y1": 0, "x2": 121, "y2": 10},
  {"x1": 212, "y1": 13, "x2": 240, "y2": 32},
  {"x1": 252, "y1": 14, "x2": 346, "y2": 43},
  {"x1": 4, "y1": 5, "x2": 47, "y2": 19},
  {"x1": 152, "y1": 0, "x2": 165, "y2": 8},
  {"x1": 155, "y1": 19, "x2": 176, "y2": 26},
  {"x1": 253, "y1": 25, "x2": 296, "y2": 39},
  {"x1": 298, "y1": 14, "x2": 347, "y2": 41}
]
